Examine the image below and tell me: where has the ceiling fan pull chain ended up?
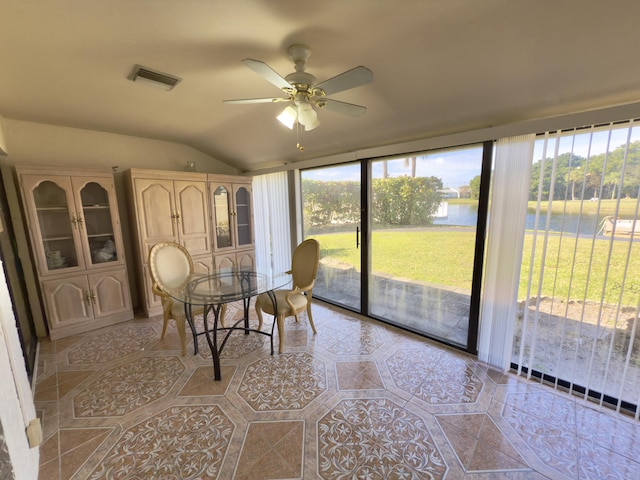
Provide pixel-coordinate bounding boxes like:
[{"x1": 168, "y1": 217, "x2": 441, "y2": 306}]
[{"x1": 296, "y1": 122, "x2": 304, "y2": 151}]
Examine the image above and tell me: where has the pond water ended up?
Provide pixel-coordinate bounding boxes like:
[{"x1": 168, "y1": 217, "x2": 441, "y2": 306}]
[{"x1": 433, "y1": 203, "x2": 604, "y2": 236}]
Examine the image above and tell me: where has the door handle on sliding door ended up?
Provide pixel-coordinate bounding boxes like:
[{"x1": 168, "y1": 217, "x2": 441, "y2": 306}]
[{"x1": 356, "y1": 226, "x2": 360, "y2": 249}]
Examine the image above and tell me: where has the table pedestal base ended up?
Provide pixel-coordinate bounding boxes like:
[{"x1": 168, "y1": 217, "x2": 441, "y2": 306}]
[{"x1": 184, "y1": 290, "x2": 278, "y2": 381}]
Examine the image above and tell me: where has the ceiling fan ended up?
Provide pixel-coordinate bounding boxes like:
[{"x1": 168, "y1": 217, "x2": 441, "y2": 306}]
[{"x1": 223, "y1": 44, "x2": 373, "y2": 150}]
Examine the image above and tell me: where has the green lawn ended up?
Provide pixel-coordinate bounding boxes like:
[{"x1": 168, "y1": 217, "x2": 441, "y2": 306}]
[{"x1": 313, "y1": 228, "x2": 640, "y2": 306}]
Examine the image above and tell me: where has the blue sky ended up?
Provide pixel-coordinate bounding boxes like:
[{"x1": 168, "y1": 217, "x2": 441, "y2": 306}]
[
  {"x1": 302, "y1": 124, "x2": 640, "y2": 184},
  {"x1": 302, "y1": 145, "x2": 484, "y2": 188},
  {"x1": 532, "y1": 124, "x2": 640, "y2": 163}
]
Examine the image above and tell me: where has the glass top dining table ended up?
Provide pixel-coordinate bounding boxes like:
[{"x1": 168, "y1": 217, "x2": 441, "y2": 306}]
[{"x1": 164, "y1": 267, "x2": 291, "y2": 381}]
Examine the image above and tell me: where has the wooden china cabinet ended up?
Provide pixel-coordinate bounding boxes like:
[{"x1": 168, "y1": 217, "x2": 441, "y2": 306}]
[
  {"x1": 16, "y1": 165, "x2": 133, "y2": 339},
  {"x1": 125, "y1": 169, "x2": 255, "y2": 318},
  {"x1": 208, "y1": 174, "x2": 255, "y2": 270},
  {"x1": 125, "y1": 169, "x2": 214, "y2": 317}
]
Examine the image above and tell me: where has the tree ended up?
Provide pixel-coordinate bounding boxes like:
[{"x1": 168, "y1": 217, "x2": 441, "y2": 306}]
[
  {"x1": 371, "y1": 176, "x2": 442, "y2": 225},
  {"x1": 469, "y1": 175, "x2": 481, "y2": 199},
  {"x1": 530, "y1": 141, "x2": 640, "y2": 202},
  {"x1": 530, "y1": 152, "x2": 583, "y2": 201},
  {"x1": 566, "y1": 166, "x2": 583, "y2": 201},
  {"x1": 302, "y1": 176, "x2": 444, "y2": 233}
]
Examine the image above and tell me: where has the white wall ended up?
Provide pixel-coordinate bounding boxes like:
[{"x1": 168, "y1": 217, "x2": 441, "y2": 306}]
[
  {"x1": 0, "y1": 114, "x2": 7, "y2": 155},
  {"x1": 2, "y1": 119, "x2": 237, "y2": 174},
  {"x1": 0, "y1": 259, "x2": 39, "y2": 480}
]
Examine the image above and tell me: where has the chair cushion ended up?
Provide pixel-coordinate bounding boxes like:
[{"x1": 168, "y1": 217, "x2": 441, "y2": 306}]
[
  {"x1": 169, "y1": 299, "x2": 204, "y2": 319},
  {"x1": 290, "y1": 239, "x2": 319, "y2": 290},
  {"x1": 257, "y1": 290, "x2": 307, "y2": 316},
  {"x1": 153, "y1": 245, "x2": 192, "y2": 289}
]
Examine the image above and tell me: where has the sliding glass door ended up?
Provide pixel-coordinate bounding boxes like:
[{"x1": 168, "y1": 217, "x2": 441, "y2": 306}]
[
  {"x1": 301, "y1": 145, "x2": 487, "y2": 350},
  {"x1": 301, "y1": 163, "x2": 361, "y2": 309},
  {"x1": 369, "y1": 149, "x2": 485, "y2": 346}
]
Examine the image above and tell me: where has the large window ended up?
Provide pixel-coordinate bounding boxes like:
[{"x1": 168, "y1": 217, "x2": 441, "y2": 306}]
[
  {"x1": 513, "y1": 122, "x2": 640, "y2": 415},
  {"x1": 369, "y1": 148, "x2": 485, "y2": 346},
  {"x1": 301, "y1": 144, "x2": 488, "y2": 351},
  {"x1": 301, "y1": 163, "x2": 361, "y2": 310}
]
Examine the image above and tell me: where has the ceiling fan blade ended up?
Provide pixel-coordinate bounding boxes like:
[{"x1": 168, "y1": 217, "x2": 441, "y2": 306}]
[
  {"x1": 321, "y1": 98, "x2": 367, "y2": 117},
  {"x1": 314, "y1": 66, "x2": 373, "y2": 96},
  {"x1": 241, "y1": 59, "x2": 291, "y2": 90},
  {"x1": 223, "y1": 97, "x2": 289, "y2": 104}
]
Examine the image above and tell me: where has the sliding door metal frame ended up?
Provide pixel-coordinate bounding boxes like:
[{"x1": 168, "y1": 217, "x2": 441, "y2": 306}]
[
  {"x1": 304, "y1": 143, "x2": 493, "y2": 355},
  {"x1": 467, "y1": 140, "x2": 493, "y2": 354}
]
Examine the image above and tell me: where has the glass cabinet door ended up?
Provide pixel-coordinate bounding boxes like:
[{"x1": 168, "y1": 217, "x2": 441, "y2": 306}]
[
  {"x1": 79, "y1": 181, "x2": 118, "y2": 266},
  {"x1": 234, "y1": 186, "x2": 252, "y2": 247},
  {"x1": 212, "y1": 185, "x2": 232, "y2": 249},
  {"x1": 31, "y1": 178, "x2": 81, "y2": 272}
]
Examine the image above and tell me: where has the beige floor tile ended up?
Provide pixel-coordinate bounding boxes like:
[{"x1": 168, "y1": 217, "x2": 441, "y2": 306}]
[
  {"x1": 335, "y1": 360, "x2": 385, "y2": 390},
  {"x1": 437, "y1": 413, "x2": 528, "y2": 473},
  {"x1": 34, "y1": 302, "x2": 640, "y2": 480},
  {"x1": 178, "y1": 365, "x2": 236, "y2": 396},
  {"x1": 234, "y1": 421, "x2": 304, "y2": 479}
]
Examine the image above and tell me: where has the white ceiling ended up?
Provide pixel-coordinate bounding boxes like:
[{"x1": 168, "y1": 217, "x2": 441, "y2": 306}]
[{"x1": 2, "y1": 0, "x2": 640, "y2": 172}]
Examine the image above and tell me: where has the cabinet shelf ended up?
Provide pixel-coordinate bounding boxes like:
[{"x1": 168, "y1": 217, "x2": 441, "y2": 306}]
[
  {"x1": 36, "y1": 206, "x2": 68, "y2": 211},
  {"x1": 43, "y1": 236, "x2": 73, "y2": 242},
  {"x1": 87, "y1": 233, "x2": 114, "y2": 238}
]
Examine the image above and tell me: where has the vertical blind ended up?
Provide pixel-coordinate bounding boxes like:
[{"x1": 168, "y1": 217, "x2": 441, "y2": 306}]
[
  {"x1": 513, "y1": 121, "x2": 640, "y2": 417},
  {"x1": 252, "y1": 172, "x2": 291, "y2": 275}
]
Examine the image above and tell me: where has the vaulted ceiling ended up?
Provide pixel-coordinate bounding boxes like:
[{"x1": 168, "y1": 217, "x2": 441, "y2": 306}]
[{"x1": 2, "y1": 0, "x2": 640, "y2": 172}]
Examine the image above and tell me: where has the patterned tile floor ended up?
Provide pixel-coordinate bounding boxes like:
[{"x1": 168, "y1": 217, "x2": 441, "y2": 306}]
[{"x1": 34, "y1": 302, "x2": 640, "y2": 479}]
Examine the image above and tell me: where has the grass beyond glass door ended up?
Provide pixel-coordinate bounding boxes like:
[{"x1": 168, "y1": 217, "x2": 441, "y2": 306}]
[
  {"x1": 370, "y1": 148, "x2": 484, "y2": 347},
  {"x1": 301, "y1": 163, "x2": 361, "y2": 310}
]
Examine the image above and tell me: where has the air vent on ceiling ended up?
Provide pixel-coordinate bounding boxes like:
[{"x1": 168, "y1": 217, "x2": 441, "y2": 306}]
[{"x1": 129, "y1": 64, "x2": 181, "y2": 91}]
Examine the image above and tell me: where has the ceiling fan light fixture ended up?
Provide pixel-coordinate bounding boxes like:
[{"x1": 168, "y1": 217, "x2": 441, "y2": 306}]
[
  {"x1": 277, "y1": 105, "x2": 297, "y2": 129},
  {"x1": 304, "y1": 118, "x2": 319, "y2": 131},
  {"x1": 298, "y1": 103, "x2": 319, "y2": 131}
]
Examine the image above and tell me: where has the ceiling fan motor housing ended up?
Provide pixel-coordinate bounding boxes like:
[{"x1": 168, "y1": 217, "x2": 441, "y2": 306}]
[
  {"x1": 284, "y1": 71, "x2": 317, "y2": 91},
  {"x1": 285, "y1": 44, "x2": 321, "y2": 95},
  {"x1": 288, "y1": 44, "x2": 311, "y2": 69}
]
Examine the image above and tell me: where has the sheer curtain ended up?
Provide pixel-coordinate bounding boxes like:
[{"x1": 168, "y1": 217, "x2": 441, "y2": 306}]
[
  {"x1": 478, "y1": 134, "x2": 535, "y2": 370},
  {"x1": 252, "y1": 172, "x2": 291, "y2": 275}
]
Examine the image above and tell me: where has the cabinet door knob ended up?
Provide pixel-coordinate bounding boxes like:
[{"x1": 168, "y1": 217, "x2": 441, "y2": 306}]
[{"x1": 72, "y1": 214, "x2": 84, "y2": 228}]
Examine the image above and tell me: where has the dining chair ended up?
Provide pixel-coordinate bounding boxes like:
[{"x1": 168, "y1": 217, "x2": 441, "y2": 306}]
[
  {"x1": 148, "y1": 242, "x2": 224, "y2": 355},
  {"x1": 254, "y1": 238, "x2": 320, "y2": 353}
]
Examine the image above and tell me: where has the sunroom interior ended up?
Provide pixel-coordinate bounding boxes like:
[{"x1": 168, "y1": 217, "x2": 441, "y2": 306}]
[{"x1": 2, "y1": 1, "x2": 640, "y2": 479}]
